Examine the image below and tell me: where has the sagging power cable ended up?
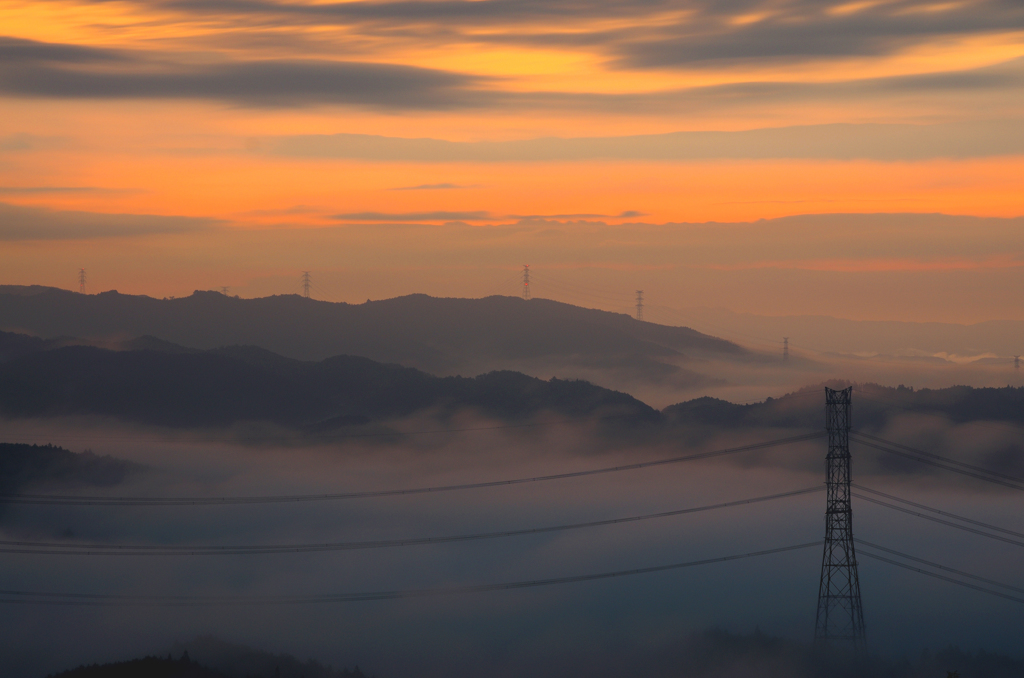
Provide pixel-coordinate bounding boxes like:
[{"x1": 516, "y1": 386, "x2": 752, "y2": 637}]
[
  {"x1": 0, "y1": 542, "x2": 820, "y2": 607},
  {"x1": 0, "y1": 486, "x2": 824, "y2": 556},
  {"x1": 0, "y1": 432, "x2": 825, "y2": 507},
  {"x1": 856, "y1": 539, "x2": 1024, "y2": 604},
  {"x1": 853, "y1": 485, "x2": 1024, "y2": 548},
  {"x1": 850, "y1": 434, "x2": 1024, "y2": 492}
]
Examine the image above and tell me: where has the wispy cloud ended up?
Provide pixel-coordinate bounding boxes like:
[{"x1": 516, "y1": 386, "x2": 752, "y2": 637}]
[
  {"x1": 0, "y1": 37, "x2": 490, "y2": 109},
  {"x1": 0, "y1": 202, "x2": 218, "y2": 241},
  {"x1": 330, "y1": 210, "x2": 492, "y2": 221},
  {"x1": 0, "y1": 186, "x2": 104, "y2": 194},
  {"x1": 389, "y1": 183, "x2": 479, "y2": 190},
  {"x1": 267, "y1": 118, "x2": 1024, "y2": 162}
]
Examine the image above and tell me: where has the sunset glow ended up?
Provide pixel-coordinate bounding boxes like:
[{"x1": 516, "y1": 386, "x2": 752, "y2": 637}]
[{"x1": 2, "y1": 0, "x2": 1023, "y2": 318}]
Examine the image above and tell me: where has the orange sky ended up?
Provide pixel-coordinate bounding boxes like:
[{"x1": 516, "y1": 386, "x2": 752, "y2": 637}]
[{"x1": 1, "y1": 0, "x2": 1023, "y2": 320}]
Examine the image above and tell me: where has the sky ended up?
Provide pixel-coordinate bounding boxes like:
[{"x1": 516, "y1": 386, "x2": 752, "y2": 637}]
[{"x1": 2, "y1": 0, "x2": 1024, "y2": 320}]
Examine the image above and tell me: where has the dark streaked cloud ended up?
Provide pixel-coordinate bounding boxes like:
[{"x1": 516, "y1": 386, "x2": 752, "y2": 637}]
[
  {"x1": 0, "y1": 36, "x2": 125, "y2": 63},
  {"x1": 0, "y1": 186, "x2": 103, "y2": 194},
  {"x1": 268, "y1": 119, "x2": 1024, "y2": 163},
  {"x1": 331, "y1": 210, "x2": 492, "y2": 221},
  {"x1": 83, "y1": 0, "x2": 1024, "y2": 67},
  {"x1": 0, "y1": 37, "x2": 489, "y2": 109},
  {"x1": 0, "y1": 202, "x2": 218, "y2": 241},
  {"x1": 616, "y1": 1, "x2": 1024, "y2": 68}
]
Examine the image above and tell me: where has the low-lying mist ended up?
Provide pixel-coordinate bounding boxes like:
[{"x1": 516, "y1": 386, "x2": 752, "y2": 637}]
[{"x1": 2, "y1": 408, "x2": 1023, "y2": 678}]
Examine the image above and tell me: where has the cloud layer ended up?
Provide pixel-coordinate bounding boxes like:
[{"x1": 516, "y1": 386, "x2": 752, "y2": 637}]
[
  {"x1": 269, "y1": 119, "x2": 1024, "y2": 162},
  {"x1": 0, "y1": 203, "x2": 217, "y2": 241}
]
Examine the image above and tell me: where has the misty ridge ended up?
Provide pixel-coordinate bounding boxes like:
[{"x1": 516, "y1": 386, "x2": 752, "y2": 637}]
[
  {"x1": 3, "y1": 325, "x2": 1024, "y2": 431},
  {"x1": 0, "y1": 442, "x2": 138, "y2": 497},
  {"x1": 0, "y1": 285, "x2": 750, "y2": 390},
  {"x1": 0, "y1": 330, "x2": 658, "y2": 428},
  {"x1": 2, "y1": 324, "x2": 1024, "y2": 489}
]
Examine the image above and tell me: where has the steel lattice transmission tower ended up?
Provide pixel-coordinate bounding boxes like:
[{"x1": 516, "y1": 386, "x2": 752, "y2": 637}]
[
  {"x1": 78, "y1": 269, "x2": 86, "y2": 294},
  {"x1": 783, "y1": 337, "x2": 789, "y2": 362},
  {"x1": 522, "y1": 265, "x2": 531, "y2": 300},
  {"x1": 301, "y1": 271, "x2": 312, "y2": 299},
  {"x1": 815, "y1": 386, "x2": 866, "y2": 652},
  {"x1": 1016, "y1": 355, "x2": 1020, "y2": 370},
  {"x1": 635, "y1": 290, "x2": 644, "y2": 321}
]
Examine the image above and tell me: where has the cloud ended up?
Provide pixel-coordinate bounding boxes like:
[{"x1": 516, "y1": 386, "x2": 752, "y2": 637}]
[
  {"x1": 0, "y1": 37, "x2": 489, "y2": 109},
  {"x1": 614, "y1": 1, "x2": 1024, "y2": 68},
  {"x1": 390, "y1": 183, "x2": 478, "y2": 190},
  {"x1": 0, "y1": 36, "x2": 124, "y2": 64},
  {"x1": 3, "y1": 26, "x2": 1023, "y2": 113},
  {"x1": 510, "y1": 211, "x2": 646, "y2": 219},
  {"x1": 330, "y1": 210, "x2": 492, "y2": 221},
  {"x1": 0, "y1": 202, "x2": 218, "y2": 241},
  {"x1": 64, "y1": 0, "x2": 1024, "y2": 69},
  {"x1": 0, "y1": 186, "x2": 103, "y2": 194},
  {"x1": 0, "y1": 133, "x2": 69, "y2": 153},
  {"x1": 267, "y1": 118, "x2": 1024, "y2": 162}
]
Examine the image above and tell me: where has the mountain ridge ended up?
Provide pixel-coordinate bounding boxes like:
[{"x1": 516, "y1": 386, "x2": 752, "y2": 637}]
[{"x1": 0, "y1": 287, "x2": 753, "y2": 391}]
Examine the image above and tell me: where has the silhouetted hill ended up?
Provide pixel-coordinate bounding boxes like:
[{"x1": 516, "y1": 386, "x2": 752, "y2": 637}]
[
  {"x1": 0, "y1": 442, "x2": 138, "y2": 496},
  {"x1": 0, "y1": 328, "x2": 196, "y2": 362},
  {"x1": 47, "y1": 631, "x2": 1024, "y2": 678},
  {"x1": 664, "y1": 382, "x2": 1024, "y2": 430},
  {"x1": 169, "y1": 637, "x2": 371, "y2": 678},
  {"x1": 0, "y1": 287, "x2": 751, "y2": 388},
  {"x1": 48, "y1": 654, "x2": 232, "y2": 678},
  {"x1": 0, "y1": 334, "x2": 658, "y2": 428}
]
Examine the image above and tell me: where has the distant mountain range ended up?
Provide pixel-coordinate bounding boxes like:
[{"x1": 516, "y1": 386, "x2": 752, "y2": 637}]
[
  {"x1": 2, "y1": 327, "x2": 1023, "y2": 437},
  {"x1": 0, "y1": 286, "x2": 754, "y2": 391}
]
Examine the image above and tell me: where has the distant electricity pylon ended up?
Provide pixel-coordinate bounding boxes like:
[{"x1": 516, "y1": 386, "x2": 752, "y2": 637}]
[
  {"x1": 522, "y1": 265, "x2": 531, "y2": 300},
  {"x1": 815, "y1": 386, "x2": 866, "y2": 652},
  {"x1": 78, "y1": 269, "x2": 86, "y2": 294},
  {"x1": 220, "y1": 286, "x2": 230, "y2": 295},
  {"x1": 301, "y1": 271, "x2": 312, "y2": 299},
  {"x1": 635, "y1": 290, "x2": 644, "y2": 321},
  {"x1": 783, "y1": 337, "x2": 789, "y2": 362},
  {"x1": 1016, "y1": 356, "x2": 1020, "y2": 370}
]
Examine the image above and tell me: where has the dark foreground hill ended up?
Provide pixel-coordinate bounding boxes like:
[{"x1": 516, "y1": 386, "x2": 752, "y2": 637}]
[
  {"x1": 46, "y1": 631, "x2": 1024, "y2": 678},
  {"x1": 0, "y1": 286, "x2": 751, "y2": 388},
  {"x1": 0, "y1": 331, "x2": 657, "y2": 428},
  {"x1": 48, "y1": 646, "x2": 370, "y2": 678},
  {"x1": 0, "y1": 442, "x2": 138, "y2": 498}
]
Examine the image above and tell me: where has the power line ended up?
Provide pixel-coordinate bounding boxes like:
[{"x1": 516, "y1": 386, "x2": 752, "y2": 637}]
[
  {"x1": 853, "y1": 484, "x2": 1024, "y2": 540},
  {"x1": 850, "y1": 434, "x2": 1024, "y2": 492},
  {"x1": 0, "y1": 432, "x2": 825, "y2": 506},
  {"x1": 853, "y1": 493, "x2": 1024, "y2": 549},
  {"x1": 854, "y1": 432, "x2": 1024, "y2": 485},
  {"x1": 856, "y1": 540, "x2": 1024, "y2": 604},
  {"x1": 0, "y1": 486, "x2": 824, "y2": 556},
  {"x1": 0, "y1": 542, "x2": 820, "y2": 607}
]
